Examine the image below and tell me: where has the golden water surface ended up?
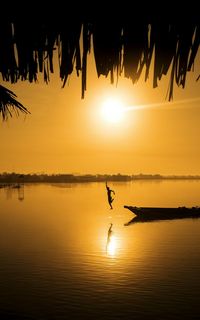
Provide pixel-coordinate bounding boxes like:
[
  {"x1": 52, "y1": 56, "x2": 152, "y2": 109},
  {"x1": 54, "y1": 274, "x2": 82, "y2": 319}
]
[{"x1": 0, "y1": 180, "x2": 200, "y2": 319}]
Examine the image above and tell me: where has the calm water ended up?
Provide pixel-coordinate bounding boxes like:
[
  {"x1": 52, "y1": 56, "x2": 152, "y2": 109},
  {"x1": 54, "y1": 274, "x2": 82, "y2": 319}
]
[{"x1": 0, "y1": 180, "x2": 200, "y2": 319}]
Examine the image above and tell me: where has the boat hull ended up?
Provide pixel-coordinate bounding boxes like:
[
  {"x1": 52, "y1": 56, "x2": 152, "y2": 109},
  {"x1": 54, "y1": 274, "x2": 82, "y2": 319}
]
[{"x1": 124, "y1": 205, "x2": 200, "y2": 224}]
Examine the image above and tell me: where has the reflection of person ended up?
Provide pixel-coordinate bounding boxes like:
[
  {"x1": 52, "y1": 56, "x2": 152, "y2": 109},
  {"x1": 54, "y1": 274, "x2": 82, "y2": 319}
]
[
  {"x1": 106, "y1": 182, "x2": 115, "y2": 209},
  {"x1": 106, "y1": 223, "x2": 113, "y2": 252}
]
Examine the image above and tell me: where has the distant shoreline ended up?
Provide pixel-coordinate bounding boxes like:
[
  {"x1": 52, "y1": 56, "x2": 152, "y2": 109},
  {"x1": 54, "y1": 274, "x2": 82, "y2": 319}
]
[{"x1": 1, "y1": 173, "x2": 200, "y2": 184}]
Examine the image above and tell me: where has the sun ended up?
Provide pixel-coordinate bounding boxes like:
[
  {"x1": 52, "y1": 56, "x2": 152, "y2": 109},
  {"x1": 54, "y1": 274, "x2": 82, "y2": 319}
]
[{"x1": 101, "y1": 97, "x2": 125, "y2": 123}]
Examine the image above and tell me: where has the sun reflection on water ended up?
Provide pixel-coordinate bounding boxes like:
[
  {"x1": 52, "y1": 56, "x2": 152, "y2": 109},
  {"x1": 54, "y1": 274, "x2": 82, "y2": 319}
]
[
  {"x1": 106, "y1": 223, "x2": 118, "y2": 257},
  {"x1": 106, "y1": 234, "x2": 117, "y2": 257}
]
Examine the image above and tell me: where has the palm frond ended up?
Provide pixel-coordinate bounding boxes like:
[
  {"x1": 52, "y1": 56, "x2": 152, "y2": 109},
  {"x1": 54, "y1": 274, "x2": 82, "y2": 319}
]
[{"x1": 0, "y1": 85, "x2": 30, "y2": 121}]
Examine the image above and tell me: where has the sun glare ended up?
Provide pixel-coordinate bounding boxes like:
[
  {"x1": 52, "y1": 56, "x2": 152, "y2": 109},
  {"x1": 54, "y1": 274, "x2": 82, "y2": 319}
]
[
  {"x1": 101, "y1": 98, "x2": 125, "y2": 123},
  {"x1": 107, "y1": 234, "x2": 117, "y2": 256}
]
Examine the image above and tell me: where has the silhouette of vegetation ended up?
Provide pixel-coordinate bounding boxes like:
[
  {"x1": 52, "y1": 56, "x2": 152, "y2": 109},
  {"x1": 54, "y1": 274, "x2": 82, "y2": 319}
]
[
  {"x1": 0, "y1": 85, "x2": 30, "y2": 120},
  {"x1": 1, "y1": 172, "x2": 200, "y2": 184},
  {"x1": 0, "y1": 9, "x2": 199, "y2": 119}
]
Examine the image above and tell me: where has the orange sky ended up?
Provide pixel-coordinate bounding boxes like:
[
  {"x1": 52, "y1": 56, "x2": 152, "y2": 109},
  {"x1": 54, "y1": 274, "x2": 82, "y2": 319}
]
[{"x1": 1, "y1": 47, "x2": 200, "y2": 175}]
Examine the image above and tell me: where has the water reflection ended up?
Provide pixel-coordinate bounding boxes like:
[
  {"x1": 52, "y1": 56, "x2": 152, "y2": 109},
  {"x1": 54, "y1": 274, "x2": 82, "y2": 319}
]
[
  {"x1": 0, "y1": 183, "x2": 25, "y2": 201},
  {"x1": 124, "y1": 213, "x2": 200, "y2": 226},
  {"x1": 1, "y1": 182, "x2": 200, "y2": 320},
  {"x1": 106, "y1": 223, "x2": 117, "y2": 256}
]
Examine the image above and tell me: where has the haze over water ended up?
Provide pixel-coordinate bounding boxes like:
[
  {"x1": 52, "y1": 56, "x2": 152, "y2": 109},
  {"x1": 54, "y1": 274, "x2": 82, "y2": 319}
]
[{"x1": 0, "y1": 180, "x2": 200, "y2": 319}]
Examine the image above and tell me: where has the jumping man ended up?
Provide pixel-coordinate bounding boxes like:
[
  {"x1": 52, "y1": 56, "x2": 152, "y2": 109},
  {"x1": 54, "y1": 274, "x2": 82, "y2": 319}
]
[{"x1": 106, "y1": 182, "x2": 115, "y2": 209}]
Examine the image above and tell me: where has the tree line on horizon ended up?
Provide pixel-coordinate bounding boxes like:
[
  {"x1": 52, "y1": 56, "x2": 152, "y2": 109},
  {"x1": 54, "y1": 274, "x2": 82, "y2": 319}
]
[{"x1": 1, "y1": 173, "x2": 200, "y2": 183}]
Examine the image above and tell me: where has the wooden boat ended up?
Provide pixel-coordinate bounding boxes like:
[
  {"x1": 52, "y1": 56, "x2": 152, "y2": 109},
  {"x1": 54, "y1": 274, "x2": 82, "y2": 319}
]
[{"x1": 124, "y1": 205, "x2": 200, "y2": 225}]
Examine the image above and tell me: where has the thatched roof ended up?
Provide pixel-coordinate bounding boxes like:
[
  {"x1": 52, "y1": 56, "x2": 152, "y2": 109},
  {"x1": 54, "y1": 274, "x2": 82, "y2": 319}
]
[{"x1": 0, "y1": 8, "x2": 199, "y2": 119}]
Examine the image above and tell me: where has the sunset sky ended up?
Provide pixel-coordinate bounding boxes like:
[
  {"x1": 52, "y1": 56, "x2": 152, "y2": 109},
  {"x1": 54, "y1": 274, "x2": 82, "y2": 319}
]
[{"x1": 1, "y1": 47, "x2": 200, "y2": 175}]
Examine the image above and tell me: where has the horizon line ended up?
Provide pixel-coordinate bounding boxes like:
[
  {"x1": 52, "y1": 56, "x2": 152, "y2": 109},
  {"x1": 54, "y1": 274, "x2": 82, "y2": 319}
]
[{"x1": 1, "y1": 172, "x2": 200, "y2": 177}]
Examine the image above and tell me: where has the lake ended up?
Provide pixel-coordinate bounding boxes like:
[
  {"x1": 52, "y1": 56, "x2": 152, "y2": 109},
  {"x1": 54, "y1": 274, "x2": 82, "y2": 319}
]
[{"x1": 0, "y1": 180, "x2": 200, "y2": 319}]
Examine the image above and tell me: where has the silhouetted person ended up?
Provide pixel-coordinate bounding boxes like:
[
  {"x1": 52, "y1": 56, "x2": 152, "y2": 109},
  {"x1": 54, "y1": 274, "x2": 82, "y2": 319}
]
[{"x1": 106, "y1": 182, "x2": 115, "y2": 209}]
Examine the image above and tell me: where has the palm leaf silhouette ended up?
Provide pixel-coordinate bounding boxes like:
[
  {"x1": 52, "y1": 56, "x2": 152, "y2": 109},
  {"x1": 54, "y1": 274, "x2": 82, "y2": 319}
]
[{"x1": 0, "y1": 85, "x2": 30, "y2": 121}]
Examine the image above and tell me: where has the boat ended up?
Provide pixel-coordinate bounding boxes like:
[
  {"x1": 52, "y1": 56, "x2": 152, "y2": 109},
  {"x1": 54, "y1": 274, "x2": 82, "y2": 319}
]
[{"x1": 124, "y1": 205, "x2": 200, "y2": 225}]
